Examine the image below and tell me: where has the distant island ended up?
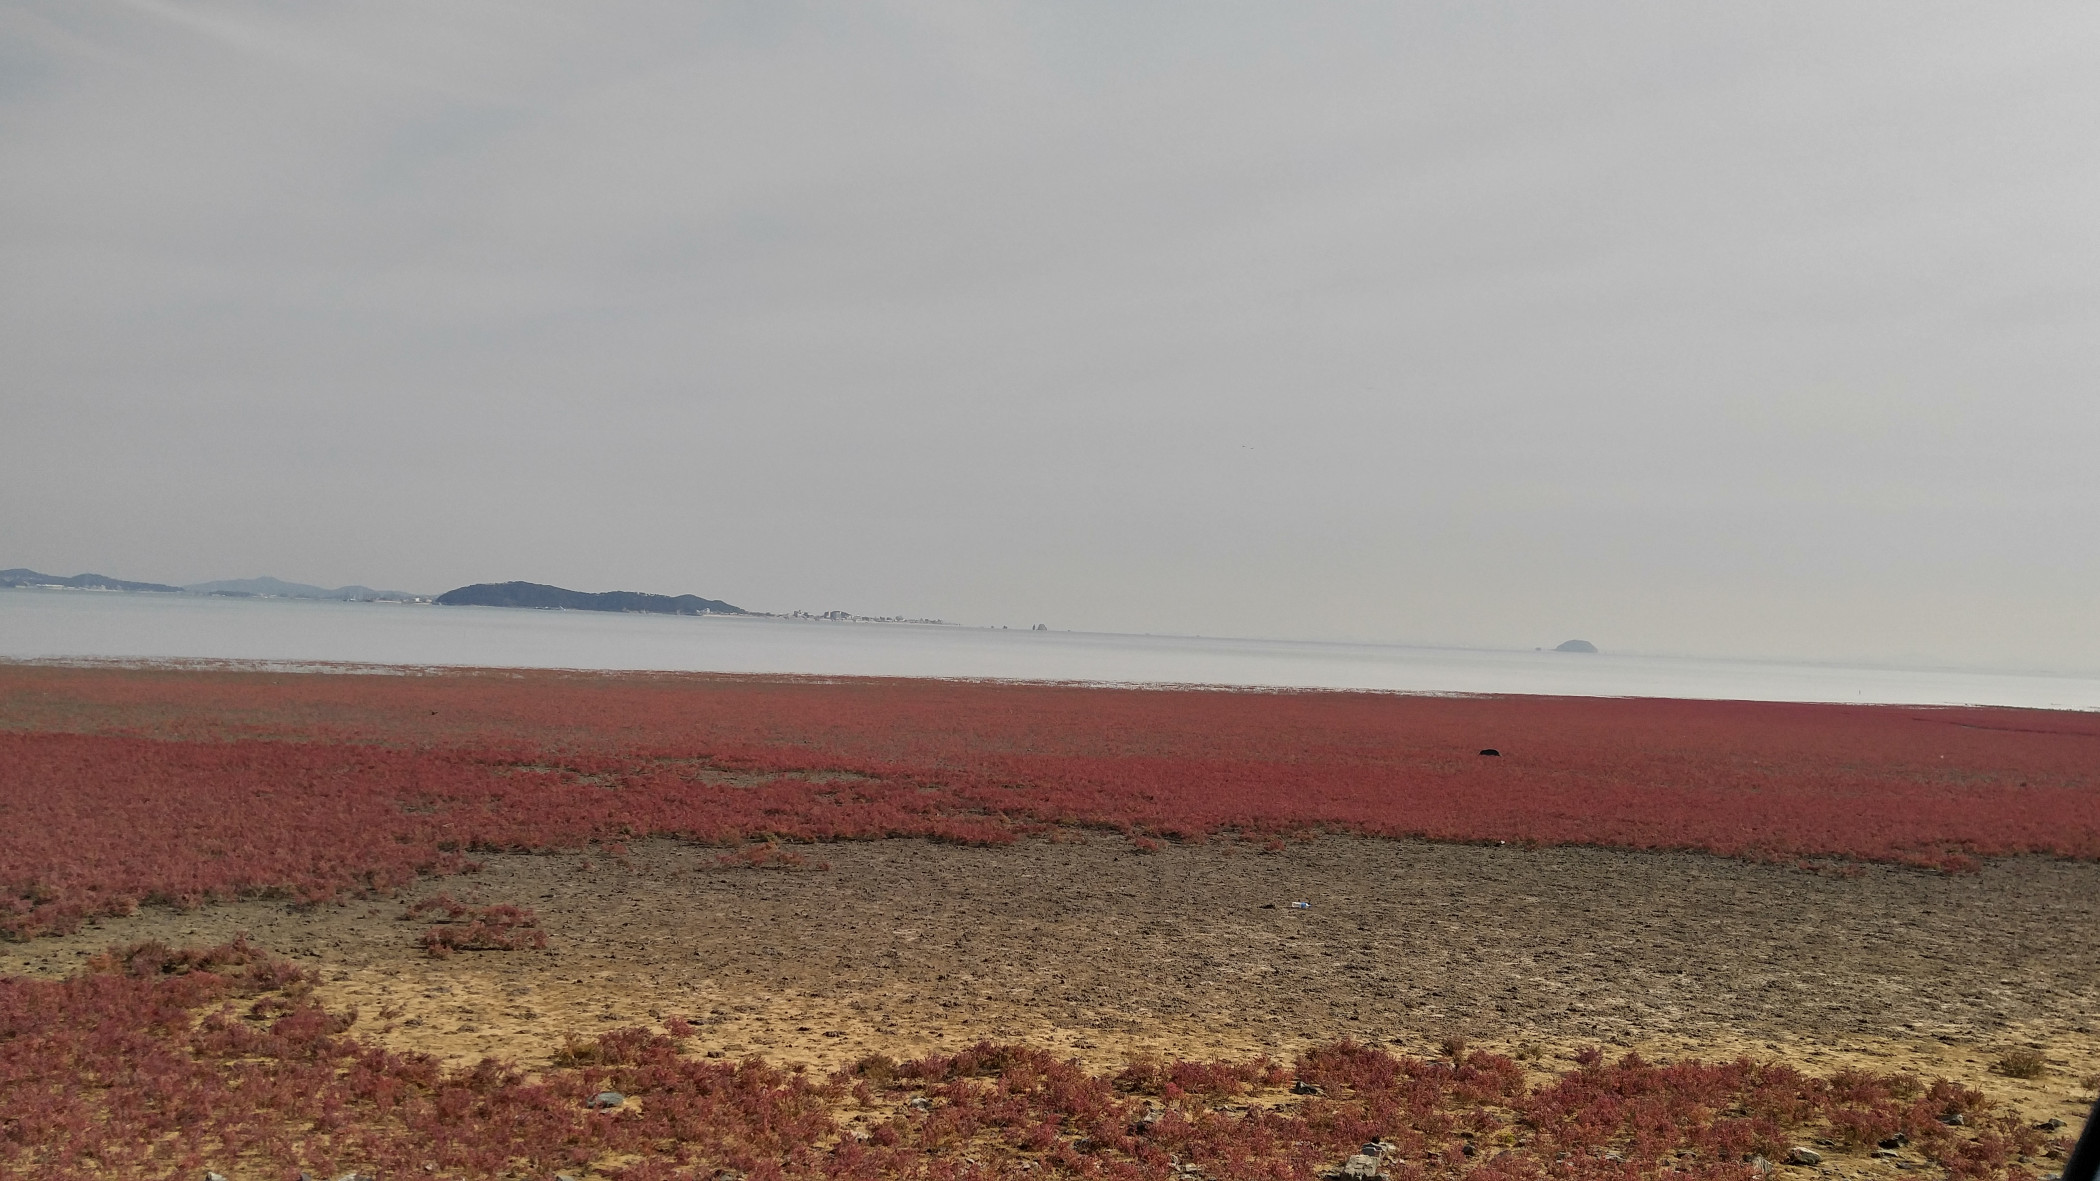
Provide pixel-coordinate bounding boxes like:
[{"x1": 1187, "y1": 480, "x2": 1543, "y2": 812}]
[
  {"x1": 435, "y1": 581, "x2": 744, "y2": 616},
  {"x1": 1555, "y1": 639, "x2": 1599, "y2": 653},
  {"x1": 1, "y1": 568, "x2": 183, "y2": 593},
  {"x1": 186, "y1": 576, "x2": 425, "y2": 602}
]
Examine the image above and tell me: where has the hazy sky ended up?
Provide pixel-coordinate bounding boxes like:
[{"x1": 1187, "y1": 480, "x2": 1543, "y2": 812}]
[{"x1": 4, "y1": 2, "x2": 2098, "y2": 671}]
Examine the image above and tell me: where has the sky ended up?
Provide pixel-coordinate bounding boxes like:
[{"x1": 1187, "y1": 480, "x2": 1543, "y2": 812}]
[{"x1": 3, "y1": 2, "x2": 2098, "y2": 672}]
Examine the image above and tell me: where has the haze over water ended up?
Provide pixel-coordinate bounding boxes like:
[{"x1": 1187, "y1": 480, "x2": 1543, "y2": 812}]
[{"x1": 4, "y1": 589, "x2": 2096, "y2": 711}]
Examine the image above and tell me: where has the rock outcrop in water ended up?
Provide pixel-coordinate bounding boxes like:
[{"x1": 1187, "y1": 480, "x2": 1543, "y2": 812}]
[
  {"x1": 435, "y1": 581, "x2": 743, "y2": 616},
  {"x1": 1554, "y1": 639, "x2": 1599, "y2": 653}
]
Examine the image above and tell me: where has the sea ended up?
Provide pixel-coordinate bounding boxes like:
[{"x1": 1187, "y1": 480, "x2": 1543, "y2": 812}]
[{"x1": 3, "y1": 587, "x2": 2097, "y2": 710}]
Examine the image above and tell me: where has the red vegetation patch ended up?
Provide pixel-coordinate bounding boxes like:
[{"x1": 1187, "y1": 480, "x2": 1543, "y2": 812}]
[
  {"x1": 0, "y1": 942, "x2": 2058, "y2": 1180},
  {"x1": 3, "y1": 664, "x2": 2100, "y2": 938},
  {"x1": 403, "y1": 894, "x2": 547, "y2": 957}
]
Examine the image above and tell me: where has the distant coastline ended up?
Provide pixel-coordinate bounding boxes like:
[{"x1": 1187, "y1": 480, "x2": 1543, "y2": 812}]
[
  {"x1": 1, "y1": 569, "x2": 428, "y2": 602},
  {"x1": 4, "y1": 588, "x2": 2096, "y2": 710},
  {"x1": 186, "y1": 576, "x2": 425, "y2": 602},
  {"x1": 3, "y1": 566, "x2": 966, "y2": 625},
  {"x1": 1, "y1": 568, "x2": 184, "y2": 594}
]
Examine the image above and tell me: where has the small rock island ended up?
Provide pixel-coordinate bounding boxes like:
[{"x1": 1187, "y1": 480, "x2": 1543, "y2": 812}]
[
  {"x1": 1554, "y1": 639, "x2": 1599, "y2": 653},
  {"x1": 434, "y1": 581, "x2": 743, "y2": 616}
]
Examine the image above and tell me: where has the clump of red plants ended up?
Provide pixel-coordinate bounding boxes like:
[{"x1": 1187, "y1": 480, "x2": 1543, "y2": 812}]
[
  {"x1": 402, "y1": 893, "x2": 547, "y2": 957},
  {"x1": 4, "y1": 663, "x2": 2100, "y2": 938},
  {"x1": 0, "y1": 940, "x2": 2062, "y2": 1180}
]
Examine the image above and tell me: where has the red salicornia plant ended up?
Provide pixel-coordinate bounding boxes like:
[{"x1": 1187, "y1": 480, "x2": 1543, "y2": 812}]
[{"x1": 6, "y1": 663, "x2": 2099, "y2": 939}]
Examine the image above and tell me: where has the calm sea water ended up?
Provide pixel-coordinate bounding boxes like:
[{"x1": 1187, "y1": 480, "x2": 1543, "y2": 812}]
[{"x1": 3, "y1": 587, "x2": 2096, "y2": 710}]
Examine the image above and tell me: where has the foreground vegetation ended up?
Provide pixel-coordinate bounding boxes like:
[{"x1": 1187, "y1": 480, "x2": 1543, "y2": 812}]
[{"x1": 0, "y1": 939, "x2": 2062, "y2": 1181}]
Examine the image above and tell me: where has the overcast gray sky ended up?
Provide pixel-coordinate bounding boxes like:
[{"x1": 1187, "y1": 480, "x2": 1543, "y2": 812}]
[{"x1": 4, "y1": 2, "x2": 2097, "y2": 671}]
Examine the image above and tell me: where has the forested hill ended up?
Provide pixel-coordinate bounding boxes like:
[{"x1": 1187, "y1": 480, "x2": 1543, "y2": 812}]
[{"x1": 433, "y1": 581, "x2": 743, "y2": 615}]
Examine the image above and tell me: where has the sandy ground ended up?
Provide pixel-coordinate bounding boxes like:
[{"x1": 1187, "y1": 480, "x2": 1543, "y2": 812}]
[{"x1": 7, "y1": 834, "x2": 2099, "y2": 1131}]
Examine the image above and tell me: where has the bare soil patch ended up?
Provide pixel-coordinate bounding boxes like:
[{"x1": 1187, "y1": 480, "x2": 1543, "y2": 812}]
[{"x1": 8, "y1": 834, "x2": 2098, "y2": 1129}]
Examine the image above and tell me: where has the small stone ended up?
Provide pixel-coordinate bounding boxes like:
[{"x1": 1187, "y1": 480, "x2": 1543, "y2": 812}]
[
  {"x1": 1943, "y1": 1112, "x2": 1967, "y2": 1127},
  {"x1": 1750, "y1": 1155, "x2": 1776, "y2": 1177},
  {"x1": 1879, "y1": 1134, "x2": 1909, "y2": 1149},
  {"x1": 1787, "y1": 1147, "x2": 1823, "y2": 1166},
  {"x1": 1338, "y1": 1153, "x2": 1387, "y2": 1180},
  {"x1": 206, "y1": 1173, "x2": 230, "y2": 1181},
  {"x1": 1292, "y1": 1079, "x2": 1324, "y2": 1095},
  {"x1": 2038, "y1": 1118, "x2": 2067, "y2": 1131},
  {"x1": 907, "y1": 1095, "x2": 931, "y2": 1111},
  {"x1": 588, "y1": 1090, "x2": 625, "y2": 1109},
  {"x1": 1136, "y1": 1105, "x2": 1164, "y2": 1131}
]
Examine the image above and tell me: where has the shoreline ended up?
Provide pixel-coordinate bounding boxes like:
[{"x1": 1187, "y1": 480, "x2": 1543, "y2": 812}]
[{"x1": 9, "y1": 586, "x2": 2100, "y2": 710}]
